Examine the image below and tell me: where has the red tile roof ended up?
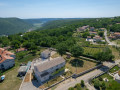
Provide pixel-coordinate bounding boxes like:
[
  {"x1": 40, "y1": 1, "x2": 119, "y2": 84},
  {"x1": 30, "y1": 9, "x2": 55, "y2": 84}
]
[
  {"x1": 0, "y1": 48, "x2": 14, "y2": 63},
  {"x1": 16, "y1": 48, "x2": 27, "y2": 52}
]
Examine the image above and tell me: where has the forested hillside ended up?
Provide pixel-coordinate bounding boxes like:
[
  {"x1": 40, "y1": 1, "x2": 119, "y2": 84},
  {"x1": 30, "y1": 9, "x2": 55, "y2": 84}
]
[
  {"x1": 24, "y1": 18, "x2": 64, "y2": 24},
  {"x1": 40, "y1": 17, "x2": 120, "y2": 32},
  {"x1": 0, "y1": 16, "x2": 120, "y2": 62},
  {"x1": 0, "y1": 18, "x2": 33, "y2": 35}
]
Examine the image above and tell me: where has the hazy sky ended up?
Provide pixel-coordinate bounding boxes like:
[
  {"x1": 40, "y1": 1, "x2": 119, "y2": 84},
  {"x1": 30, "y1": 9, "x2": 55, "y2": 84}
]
[{"x1": 0, "y1": 0, "x2": 120, "y2": 18}]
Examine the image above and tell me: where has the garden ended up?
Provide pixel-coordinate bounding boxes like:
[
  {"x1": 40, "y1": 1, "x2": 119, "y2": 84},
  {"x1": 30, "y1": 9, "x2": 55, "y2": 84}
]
[{"x1": 92, "y1": 70, "x2": 120, "y2": 90}]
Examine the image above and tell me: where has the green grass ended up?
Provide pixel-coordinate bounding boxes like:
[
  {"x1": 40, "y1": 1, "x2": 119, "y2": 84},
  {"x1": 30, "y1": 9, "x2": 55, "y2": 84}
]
[{"x1": 109, "y1": 66, "x2": 119, "y2": 73}]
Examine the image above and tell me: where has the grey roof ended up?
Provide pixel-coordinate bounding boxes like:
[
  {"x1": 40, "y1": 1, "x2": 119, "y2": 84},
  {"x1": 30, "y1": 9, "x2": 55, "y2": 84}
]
[
  {"x1": 18, "y1": 66, "x2": 27, "y2": 72},
  {"x1": 34, "y1": 57, "x2": 65, "y2": 72}
]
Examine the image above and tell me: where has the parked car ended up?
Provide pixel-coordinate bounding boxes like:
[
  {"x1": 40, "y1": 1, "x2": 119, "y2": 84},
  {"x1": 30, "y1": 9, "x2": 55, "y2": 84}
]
[{"x1": 0, "y1": 75, "x2": 5, "y2": 82}]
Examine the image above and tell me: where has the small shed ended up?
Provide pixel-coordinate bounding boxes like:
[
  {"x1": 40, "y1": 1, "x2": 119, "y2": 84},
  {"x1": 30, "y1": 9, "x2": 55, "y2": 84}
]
[{"x1": 18, "y1": 66, "x2": 27, "y2": 76}]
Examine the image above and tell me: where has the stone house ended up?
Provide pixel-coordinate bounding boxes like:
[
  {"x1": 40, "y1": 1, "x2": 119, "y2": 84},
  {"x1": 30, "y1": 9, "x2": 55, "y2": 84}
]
[
  {"x1": 34, "y1": 57, "x2": 65, "y2": 84},
  {"x1": 0, "y1": 48, "x2": 15, "y2": 70}
]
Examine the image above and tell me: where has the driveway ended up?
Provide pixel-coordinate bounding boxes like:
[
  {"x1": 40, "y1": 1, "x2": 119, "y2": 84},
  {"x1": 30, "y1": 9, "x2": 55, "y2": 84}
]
[{"x1": 20, "y1": 81, "x2": 40, "y2": 90}]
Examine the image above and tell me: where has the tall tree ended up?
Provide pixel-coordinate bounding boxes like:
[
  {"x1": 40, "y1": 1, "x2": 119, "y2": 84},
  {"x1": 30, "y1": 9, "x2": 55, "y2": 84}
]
[{"x1": 70, "y1": 45, "x2": 84, "y2": 57}]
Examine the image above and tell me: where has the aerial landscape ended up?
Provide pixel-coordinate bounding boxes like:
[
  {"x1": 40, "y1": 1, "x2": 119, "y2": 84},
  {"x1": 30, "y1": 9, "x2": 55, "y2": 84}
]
[{"x1": 0, "y1": 0, "x2": 120, "y2": 90}]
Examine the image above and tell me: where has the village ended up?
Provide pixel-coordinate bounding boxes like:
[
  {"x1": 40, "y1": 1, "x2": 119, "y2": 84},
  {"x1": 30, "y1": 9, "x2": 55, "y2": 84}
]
[{"x1": 0, "y1": 24, "x2": 120, "y2": 90}]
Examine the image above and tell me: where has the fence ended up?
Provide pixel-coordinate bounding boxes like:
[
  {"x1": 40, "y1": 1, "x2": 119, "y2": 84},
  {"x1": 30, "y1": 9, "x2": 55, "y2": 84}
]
[
  {"x1": 43, "y1": 64, "x2": 103, "y2": 90},
  {"x1": 89, "y1": 64, "x2": 116, "y2": 85},
  {"x1": 75, "y1": 64, "x2": 103, "y2": 78}
]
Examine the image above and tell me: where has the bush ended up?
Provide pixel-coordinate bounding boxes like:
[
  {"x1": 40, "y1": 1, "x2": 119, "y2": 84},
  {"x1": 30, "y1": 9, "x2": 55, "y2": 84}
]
[
  {"x1": 81, "y1": 80, "x2": 85, "y2": 87},
  {"x1": 0, "y1": 70, "x2": 3, "y2": 77},
  {"x1": 98, "y1": 77, "x2": 103, "y2": 81},
  {"x1": 101, "y1": 82, "x2": 106, "y2": 90},
  {"x1": 75, "y1": 83, "x2": 82, "y2": 90},
  {"x1": 68, "y1": 87, "x2": 74, "y2": 90},
  {"x1": 94, "y1": 80, "x2": 100, "y2": 89}
]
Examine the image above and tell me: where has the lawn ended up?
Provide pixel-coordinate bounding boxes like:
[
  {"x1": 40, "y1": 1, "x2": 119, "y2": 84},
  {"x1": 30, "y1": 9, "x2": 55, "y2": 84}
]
[
  {"x1": 109, "y1": 65, "x2": 119, "y2": 73},
  {"x1": 0, "y1": 65, "x2": 22, "y2": 90},
  {"x1": 65, "y1": 57, "x2": 97, "y2": 74}
]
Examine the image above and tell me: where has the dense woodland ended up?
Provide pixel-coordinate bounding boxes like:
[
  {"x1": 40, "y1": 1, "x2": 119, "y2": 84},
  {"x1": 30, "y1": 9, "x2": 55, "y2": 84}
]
[
  {"x1": 40, "y1": 17, "x2": 120, "y2": 32},
  {"x1": 0, "y1": 18, "x2": 33, "y2": 35},
  {"x1": 0, "y1": 16, "x2": 120, "y2": 62}
]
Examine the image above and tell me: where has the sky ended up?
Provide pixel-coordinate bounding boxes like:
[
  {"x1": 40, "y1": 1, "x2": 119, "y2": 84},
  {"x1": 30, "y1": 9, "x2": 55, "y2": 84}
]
[{"x1": 0, "y1": 0, "x2": 120, "y2": 18}]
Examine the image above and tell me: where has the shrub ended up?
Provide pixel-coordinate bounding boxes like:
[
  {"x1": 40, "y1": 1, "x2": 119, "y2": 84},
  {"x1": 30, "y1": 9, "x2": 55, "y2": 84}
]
[
  {"x1": 68, "y1": 87, "x2": 74, "y2": 90},
  {"x1": 81, "y1": 80, "x2": 85, "y2": 87}
]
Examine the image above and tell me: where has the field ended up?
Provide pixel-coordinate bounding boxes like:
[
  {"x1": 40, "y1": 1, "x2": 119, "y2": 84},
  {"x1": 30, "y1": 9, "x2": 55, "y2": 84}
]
[{"x1": 83, "y1": 47, "x2": 103, "y2": 56}]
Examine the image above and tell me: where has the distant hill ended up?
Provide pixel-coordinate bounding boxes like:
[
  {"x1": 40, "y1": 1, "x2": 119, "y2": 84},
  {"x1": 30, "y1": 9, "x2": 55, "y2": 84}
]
[
  {"x1": 24, "y1": 18, "x2": 67, "y2": 24},
  {"x1": 39, "y1": 18, "x2": 87, "y2": 30},
  {"x1": 0, "y1": 18, "x2": 33, "y2": 35}
]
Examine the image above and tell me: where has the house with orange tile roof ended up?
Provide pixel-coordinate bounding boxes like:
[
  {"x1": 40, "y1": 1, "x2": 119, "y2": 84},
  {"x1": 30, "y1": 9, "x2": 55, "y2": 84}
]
[
  {"x1": 16, "y1": 48, "x2": 27, "y2": 53},
  {"x1": 114, "y1": 32, "x2": 120, "y2": 38},
  {"x1": 0, "y1": 48, "x2": 15, "y2": 70},
  {"x1": 93, "y1": 35, "x2": 102, "y2": 42},
  {"x1": 77, "y1": 25, "x2": 89, "y2": 32}
]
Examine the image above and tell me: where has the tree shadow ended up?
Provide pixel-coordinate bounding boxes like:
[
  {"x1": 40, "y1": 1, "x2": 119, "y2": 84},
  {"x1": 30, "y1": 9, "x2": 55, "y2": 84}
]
[{"x1": 70, "y1": 59, "x2": 84, "y2": 67}]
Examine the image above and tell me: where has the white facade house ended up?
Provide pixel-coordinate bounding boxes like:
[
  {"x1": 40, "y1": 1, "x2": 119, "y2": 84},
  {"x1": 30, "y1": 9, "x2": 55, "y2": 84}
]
[
  {"x1": 34, "y1": 57, "x2": 65, "y2": 84},
  {"x1": 41, "y1": 50, "x2": 51, "y2": 59},
  {"x1": 0, "y1": 48, "x2": 15, "y2": 70}
]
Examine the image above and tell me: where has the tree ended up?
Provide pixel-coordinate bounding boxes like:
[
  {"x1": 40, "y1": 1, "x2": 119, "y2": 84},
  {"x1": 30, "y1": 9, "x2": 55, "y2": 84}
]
[
  {"x1": 101, "y1": 82, "x2": 106, "y2": 90},
  {"x1": 16, "y1": 51, "x2": 26, "y2": 60},
  {"x1": 94, "y1": 80, "x2": 100, "y2": 89},
  {"x1": 11, "y1": 40, "x2": 21, "y2": 49},
  {"x1": 95, "y1": 47, "x2": 114, "y2": 62},
  {"x1": 82, "y1": 32, "x2": 90, "y2": 38},
  {"x1": 75, "y1": 83, "x2": 82, "y2": 90},
  {"x1": 81, "y1": 80, "x2": 85, "y2": 87},
  {"x1": 56, "y1": 43, "x2": 67, "y2": 56},
  {"x1": 98, "y1": 31, "x2": 104, "y2": 37},
  {"x1": 31, "y1": 50, "x2": 37, "y2": 56},
  {"x1": 70, "y1": 45, "x2": 84, "y2": 57}
]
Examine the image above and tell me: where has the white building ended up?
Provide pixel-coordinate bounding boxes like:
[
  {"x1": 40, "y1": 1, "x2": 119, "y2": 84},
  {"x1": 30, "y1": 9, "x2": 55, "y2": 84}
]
[
  {"x1": 0, "y1": 48, "x2": 15, "y2": 70},
  {"x1": 34, "y1": 57, "x2": 65, "y2": 84}
]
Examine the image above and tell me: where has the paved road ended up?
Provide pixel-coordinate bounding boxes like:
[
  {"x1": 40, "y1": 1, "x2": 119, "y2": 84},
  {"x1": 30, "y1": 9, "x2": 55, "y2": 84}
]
[
  {"x1": 104, "y1": 30, "x2": 120, "y2": 47},
  {"x1": 104, "y1": 30, "x2": 116, "y2": 46},
  {"x1": 55, "y1": 62, "x2": 115, "y2": 90}
]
